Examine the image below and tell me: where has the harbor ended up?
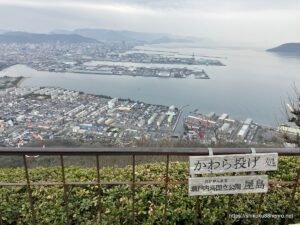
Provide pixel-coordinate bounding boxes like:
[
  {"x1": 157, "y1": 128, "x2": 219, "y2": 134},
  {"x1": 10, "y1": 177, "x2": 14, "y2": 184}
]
[{"x1": 1, "y1": 43, "x2": 300, "y2": 126}]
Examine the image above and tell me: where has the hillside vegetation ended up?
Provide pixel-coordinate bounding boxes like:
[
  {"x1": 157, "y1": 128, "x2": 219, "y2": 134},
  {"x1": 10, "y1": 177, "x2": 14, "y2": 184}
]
[
  {"x1": 0, "y1": 157, "x2": 299, "y2": 225},
  {"x1": 0, "y1": 32, "x2": 98, "y2": 44}
]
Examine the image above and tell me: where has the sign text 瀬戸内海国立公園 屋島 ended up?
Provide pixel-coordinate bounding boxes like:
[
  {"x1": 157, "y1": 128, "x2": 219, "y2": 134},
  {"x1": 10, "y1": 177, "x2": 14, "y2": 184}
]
[{"x1": 189, "y1": 175, "x2": 268, "y2": 196}]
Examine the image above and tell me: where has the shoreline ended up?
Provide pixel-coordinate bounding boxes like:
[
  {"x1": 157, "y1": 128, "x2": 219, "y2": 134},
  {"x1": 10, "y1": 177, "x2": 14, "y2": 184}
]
[
  {"x1": 16, "y1": 76, "x2": 27, "y2": 87},
  {"x1": 3, "y1": 63, "x2": 210, "y2": 80},
  {"x1": 0, "y1": 63, "x2": 18, "y2": 72},
  {"x1": 29, "y1": 85, "x2": 172, "y2": 109},
  {"x1": 0, "y1": 75, "x2": 26, "y2": 89},
  {"x1": 68, "y1": 70, "x2": 210, "y2": 79}
]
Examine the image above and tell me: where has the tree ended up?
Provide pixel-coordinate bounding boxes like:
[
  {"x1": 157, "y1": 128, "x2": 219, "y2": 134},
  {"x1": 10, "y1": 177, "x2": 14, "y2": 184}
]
[{"x1": 283, "y1": 87, "x2": 300, "y2": 147}]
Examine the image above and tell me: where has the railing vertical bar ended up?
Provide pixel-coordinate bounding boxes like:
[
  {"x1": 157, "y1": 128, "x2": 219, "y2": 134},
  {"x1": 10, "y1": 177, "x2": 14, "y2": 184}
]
[
  {"x1": 96, "y1": 155, "x2": 102, "y2": 224},
  {"x1": 226, "y1": 195, "x2": 232, "y2": 225},
  {"x1": 23, "y1": 155, "x2": 36, "y2": 225},
  {"x1": 255, "y1": 193, "x2": 266, "y2": 225},
  {"x1": 60, "y1": 155, "x2": 70, "y2": 225},
  {"x1": 284, "y1": 168, "x2": 300, "y2": 225},
  {"x1": 254, "y1": 169, "x2": 266, "y2": 225},
  {"x1": 0, "y1": 204, "x2": 3, "y2": 225},
  {"x1": 194, "y1": 196, "x2": 200, "y2": 225},
  {"x1": 163, "y1": 154, "x2": 170, "y2": 225},
  {"x1": 225, "y1": 171, "x2": 237, "y2": 225},
  {"x1": 132, "y1": 154, "x2": 136, "y2": 225}
]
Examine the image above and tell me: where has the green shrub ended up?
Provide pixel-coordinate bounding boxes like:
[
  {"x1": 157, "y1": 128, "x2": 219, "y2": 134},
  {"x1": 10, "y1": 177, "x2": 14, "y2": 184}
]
[{"x1": 0, "y1": 157, "x2": 299, "y2": 225}]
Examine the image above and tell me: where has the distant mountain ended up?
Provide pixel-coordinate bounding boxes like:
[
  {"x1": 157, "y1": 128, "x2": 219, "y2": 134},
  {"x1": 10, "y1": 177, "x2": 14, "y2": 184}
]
[
  {"x1": 0, "y1": 32, "x2": 99, "y2": 44},
  {"x1": 267, "y1": 43, "x2": 300, "y2": 53},
  {"x1": 52, "y1": 28, "x2": 194, "y2": 43},
  {"x1": 0, "y1": 29, "x2": 9, "y2": 34}
]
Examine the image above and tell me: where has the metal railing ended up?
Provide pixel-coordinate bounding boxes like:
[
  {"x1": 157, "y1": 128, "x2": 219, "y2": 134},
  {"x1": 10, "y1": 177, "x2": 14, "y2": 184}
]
[{"x1": 0, "y1": 147, "x2": 299, "y2": 225}]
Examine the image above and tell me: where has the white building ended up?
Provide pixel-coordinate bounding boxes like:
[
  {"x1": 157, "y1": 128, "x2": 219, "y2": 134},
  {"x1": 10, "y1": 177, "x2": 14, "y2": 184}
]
[
  {"x1": 108, "y1": 98, "x2": 118, "y2": 109},
  {"x1": 220, "y1": 123, "x2": 231, "y2": 132},
  {"x1": 148, "y1": 113, "x2": 158, "y2": 125},
  {"x1": 218, "y1": 113, "x2": 229, "y2": 121},
  {"x1": 157, "y1": 113, "x2": 166, "y2": 127},
  {"x1": 237, "y1": 124, "x2": 249, "y2": 140},
  {"x1": 244, "y1": 118, "x2": 253, "y2": 125},
  {"x1": 278, "y1": 126, "x2": 300, "y2": 136}
]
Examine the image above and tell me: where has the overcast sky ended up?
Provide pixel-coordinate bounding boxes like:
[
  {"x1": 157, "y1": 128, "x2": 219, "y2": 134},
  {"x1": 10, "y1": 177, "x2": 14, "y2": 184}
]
[{"x1": 0, "y1": 0, "x2": 299, "y2": 47}]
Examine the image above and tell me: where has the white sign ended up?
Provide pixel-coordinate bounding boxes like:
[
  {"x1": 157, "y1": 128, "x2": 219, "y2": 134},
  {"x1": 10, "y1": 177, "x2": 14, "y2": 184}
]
[
  {"x1": 190, "y1": 153, "x2": 278, "y2": 175},
  {"x1": 189, "y1": 175, "x2": 268, "y2": 196}
]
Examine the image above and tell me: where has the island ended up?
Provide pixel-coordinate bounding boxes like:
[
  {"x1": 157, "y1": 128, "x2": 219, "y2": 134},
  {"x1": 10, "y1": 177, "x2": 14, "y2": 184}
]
[{"x1": 266, "y1": 43, "x2": 300, "y2": 53}]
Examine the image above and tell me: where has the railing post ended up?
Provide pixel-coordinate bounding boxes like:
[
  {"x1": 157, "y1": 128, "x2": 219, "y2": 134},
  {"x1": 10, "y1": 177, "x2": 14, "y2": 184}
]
[
  {"x1": 226, "y1": 171, "x2": 234, "y2": 225},
  {"x1": 254, "y1": 193, "x2": 266, "y2": 225},
  {"x1": 0, "y1": 204, "x2": 3, "y2": 225},
  {"x1": 96, "y1": 155, "x2": 102, "y2": 224},
  {"x1": 60, "y1": 155, "x2": 70, "y2": 225},
  {"x1": 163, "y1": 154, "x2": 170, "y2": 225},
  {"x1": 23, "y1": 155, "x2": 36, "y2": 225},
  {"x1": 250, "y1": 148, "x2": 266, "y2": 225},
  {"x1": 194, "y1": 196, "x2": 201, "y2": 225},
  {"x1": 225, "y1": 195, "x2": 233, "y2": 225},
  {"x1": 283, "y1": 168, "x2": 300, "y2": 225},
  {"x1": 132, "y1": 154, "x2": 136, "y2": 225}
]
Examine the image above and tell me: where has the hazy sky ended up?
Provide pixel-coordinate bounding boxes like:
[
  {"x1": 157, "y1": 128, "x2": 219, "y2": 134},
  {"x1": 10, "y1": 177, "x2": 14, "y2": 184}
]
[{"x1": 0, "y1": 0, "x2": 299, "y2": 47}]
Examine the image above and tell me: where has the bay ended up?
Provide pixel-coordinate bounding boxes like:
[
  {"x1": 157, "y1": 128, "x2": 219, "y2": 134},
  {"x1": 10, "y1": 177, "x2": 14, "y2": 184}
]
[{"x1": 1, "y1": 44, "x2": 300, "y2": 126}]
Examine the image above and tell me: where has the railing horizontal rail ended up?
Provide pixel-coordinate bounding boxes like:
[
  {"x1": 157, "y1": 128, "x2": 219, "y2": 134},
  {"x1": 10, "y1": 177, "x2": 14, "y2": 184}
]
[
  {"x1": 0, "y1": 180, "x2": 299, "y2": 187},
  {"x1": 0, "y1": 147, "x2": 299, "y2": 156}
]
